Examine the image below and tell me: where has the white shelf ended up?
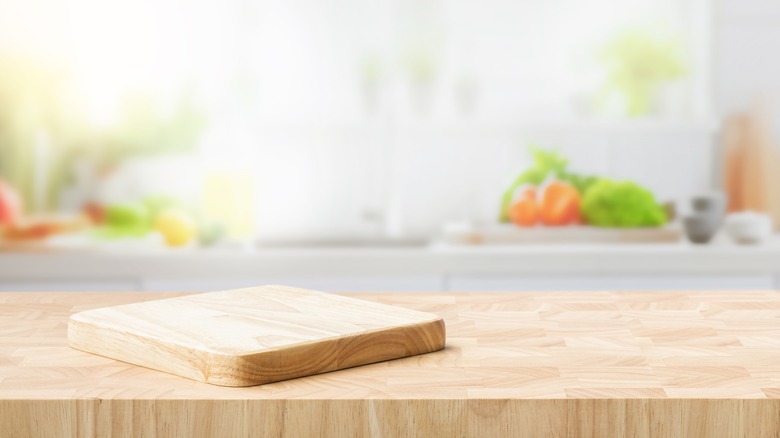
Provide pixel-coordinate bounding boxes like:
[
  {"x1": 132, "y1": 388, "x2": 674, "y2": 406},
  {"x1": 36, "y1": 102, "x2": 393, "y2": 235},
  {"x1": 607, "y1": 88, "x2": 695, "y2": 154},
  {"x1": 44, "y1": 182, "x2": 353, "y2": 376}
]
[
  {"x1": 395, "y1": 117, "x2": 719, "y2": 134},
  {"x1": 245, "y1": 118, "x2": 719, "y2": 136}
]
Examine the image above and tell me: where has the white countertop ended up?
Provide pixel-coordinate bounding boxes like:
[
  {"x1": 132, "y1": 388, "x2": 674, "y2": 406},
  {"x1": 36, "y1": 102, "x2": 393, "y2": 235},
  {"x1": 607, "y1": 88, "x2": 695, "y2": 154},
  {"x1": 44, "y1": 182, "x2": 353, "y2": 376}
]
[{"x1": 2, "y1": 236, "x2": 780, "y2": 281}]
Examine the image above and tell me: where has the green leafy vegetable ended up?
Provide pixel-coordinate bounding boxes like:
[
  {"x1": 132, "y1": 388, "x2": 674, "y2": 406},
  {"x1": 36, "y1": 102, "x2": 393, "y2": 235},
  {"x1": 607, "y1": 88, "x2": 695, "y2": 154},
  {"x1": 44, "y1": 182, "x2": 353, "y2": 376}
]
[
  {"x1": 580, "y1": 179, "x2": 667, "y2": 227},
  {"x1": 96, "y1": 202, "x2": 151, "y2": 238}
]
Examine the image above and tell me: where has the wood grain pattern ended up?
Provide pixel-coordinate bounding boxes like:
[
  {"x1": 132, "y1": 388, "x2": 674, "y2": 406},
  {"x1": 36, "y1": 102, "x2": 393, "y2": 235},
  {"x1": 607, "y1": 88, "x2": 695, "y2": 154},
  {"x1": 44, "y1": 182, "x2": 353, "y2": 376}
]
[
  {"x1": 67, "y1": 285, "x2": 446, "y2": 386},
  {"x1": 3, "y1": 290, "x2": 780, "y2": 437}
]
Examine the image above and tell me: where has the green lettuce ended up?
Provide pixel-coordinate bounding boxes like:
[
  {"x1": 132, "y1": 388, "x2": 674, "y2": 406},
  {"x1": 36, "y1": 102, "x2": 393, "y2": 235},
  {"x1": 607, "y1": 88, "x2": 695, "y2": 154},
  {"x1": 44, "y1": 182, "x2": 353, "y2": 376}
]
[{"x1": 581, "y1": 179, "x2": 667, "y2": 227}]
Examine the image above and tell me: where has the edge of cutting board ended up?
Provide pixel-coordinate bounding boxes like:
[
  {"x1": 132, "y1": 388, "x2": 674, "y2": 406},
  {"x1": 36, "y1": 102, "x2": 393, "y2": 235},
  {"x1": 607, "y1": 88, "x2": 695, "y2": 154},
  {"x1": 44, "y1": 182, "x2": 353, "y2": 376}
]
[{"x1": 68, "y1": 302, "x2": 446, "y2": 387}]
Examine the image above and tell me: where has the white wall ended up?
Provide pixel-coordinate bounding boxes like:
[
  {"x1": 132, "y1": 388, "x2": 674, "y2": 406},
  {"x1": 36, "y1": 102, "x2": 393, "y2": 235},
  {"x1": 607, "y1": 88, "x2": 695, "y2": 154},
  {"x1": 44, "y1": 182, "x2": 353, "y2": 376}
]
[
  {"x1": 714, "y1": 0, "x2": 780, "y2": 129},
  {"x1": 235, "y1": 0, "x2": 718, "y2": 241},
  {"x1": 38, "y1": 0, "x2": 719, "y2": 242},
  {"x1": 250, "y1": 0, "x2": 780, "y2": 241}
]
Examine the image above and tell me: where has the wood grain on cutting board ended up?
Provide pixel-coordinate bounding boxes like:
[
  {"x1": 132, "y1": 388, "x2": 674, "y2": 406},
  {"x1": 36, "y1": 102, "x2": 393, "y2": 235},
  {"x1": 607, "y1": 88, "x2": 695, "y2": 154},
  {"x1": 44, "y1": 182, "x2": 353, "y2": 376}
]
[{"x1": 67, "y1": 285, "x2": 445, "y2": 386}]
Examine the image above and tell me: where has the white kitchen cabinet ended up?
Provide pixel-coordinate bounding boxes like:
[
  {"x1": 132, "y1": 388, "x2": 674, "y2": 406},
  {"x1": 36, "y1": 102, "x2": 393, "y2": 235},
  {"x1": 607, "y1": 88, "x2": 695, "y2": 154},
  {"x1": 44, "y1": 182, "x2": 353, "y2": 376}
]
[
  {"x1": 0, "y1": 244, "x2": 778, "y2": 293},
  {"x1": 141, "y1": 275, "x2": 444, "y2": 293},
  {"x1": 446, "y1": 274, "x2": 777, "y2": 292},
  {"x1": 0, "y1": 280, "x2": 141, "y2": 292}
]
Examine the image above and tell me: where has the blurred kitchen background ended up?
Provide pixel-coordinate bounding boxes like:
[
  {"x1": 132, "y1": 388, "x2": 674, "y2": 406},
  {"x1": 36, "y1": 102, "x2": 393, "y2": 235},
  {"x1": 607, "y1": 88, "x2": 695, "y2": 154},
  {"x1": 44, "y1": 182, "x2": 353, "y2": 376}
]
[{"x1": 1, "y1": 0, "x2": 780, "y2": 292}]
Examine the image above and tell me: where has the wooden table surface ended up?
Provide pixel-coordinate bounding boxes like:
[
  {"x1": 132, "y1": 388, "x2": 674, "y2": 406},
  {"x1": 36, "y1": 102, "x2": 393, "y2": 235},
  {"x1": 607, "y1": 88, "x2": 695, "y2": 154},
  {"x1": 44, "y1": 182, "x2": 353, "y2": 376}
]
[{"x1": 3, "y1": 290, "x2": 780, "y2": 437}]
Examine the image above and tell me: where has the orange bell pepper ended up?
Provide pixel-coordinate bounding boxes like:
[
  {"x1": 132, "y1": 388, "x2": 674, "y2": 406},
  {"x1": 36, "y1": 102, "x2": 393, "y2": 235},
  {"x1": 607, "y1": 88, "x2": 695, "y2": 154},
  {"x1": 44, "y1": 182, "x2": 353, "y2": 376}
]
[{"x1": 540, "y1": 181, "x2": 581, "y2": 226}]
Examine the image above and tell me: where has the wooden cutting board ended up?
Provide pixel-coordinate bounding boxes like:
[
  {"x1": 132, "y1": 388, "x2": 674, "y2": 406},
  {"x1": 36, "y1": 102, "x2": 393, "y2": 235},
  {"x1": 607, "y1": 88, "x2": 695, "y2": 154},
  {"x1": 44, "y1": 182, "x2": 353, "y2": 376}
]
[
  {"x1": 442, "y1": 222, "x2": 682, "y2": 244},
  {"x1": 67, "y1": 285, "x2": 445, "y2": 387}
]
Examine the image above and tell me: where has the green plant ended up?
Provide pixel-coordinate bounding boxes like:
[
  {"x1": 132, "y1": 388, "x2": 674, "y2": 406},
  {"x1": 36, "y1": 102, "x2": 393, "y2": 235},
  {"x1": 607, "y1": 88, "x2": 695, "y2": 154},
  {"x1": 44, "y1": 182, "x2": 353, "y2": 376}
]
[
  {"x1": 0, "y1": 56, "x2": 79, "y2": 211},
  {"x1": 97, "y1": 90, "x2": 205, "y2": 163},
  {"x1": 404, "y1": 48, "x2": 438, "y2": 86},
  {"x1": 0, "y1": 54, "x2": 206, "y2": 211},
  {"x1": 598, "y1": 29, "x2": 686, "y2": 116}
]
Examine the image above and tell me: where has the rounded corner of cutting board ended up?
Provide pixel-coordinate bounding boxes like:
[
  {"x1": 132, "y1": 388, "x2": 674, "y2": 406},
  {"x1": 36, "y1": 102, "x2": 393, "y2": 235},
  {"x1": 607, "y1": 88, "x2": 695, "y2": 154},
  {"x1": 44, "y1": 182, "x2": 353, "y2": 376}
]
[
  {"x1": 198, "y1": 356, "x2": 263, "y2": 387},
  {"x1": 202, "y1": 372, "x2": 263, "y2": 387},
  {"x1": 66, "y1": 314, "x2": 96, "y2": 353},
  {"x1": 66, "y1": 314, "x2": 82, "y2": 340},
  {"x1": 430, "y1": 317, "x2": 447, "y2": 350},
  {"x1": 68, "y1": 308, "x2": 101, "y2": 327}
]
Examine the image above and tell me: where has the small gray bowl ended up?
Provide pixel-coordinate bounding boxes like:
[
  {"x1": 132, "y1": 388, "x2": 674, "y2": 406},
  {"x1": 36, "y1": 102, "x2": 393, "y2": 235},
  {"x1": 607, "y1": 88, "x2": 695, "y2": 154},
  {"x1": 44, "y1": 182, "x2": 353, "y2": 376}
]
[{"x1": 683, "y1": 214, "x2": 720, "y2": 244}]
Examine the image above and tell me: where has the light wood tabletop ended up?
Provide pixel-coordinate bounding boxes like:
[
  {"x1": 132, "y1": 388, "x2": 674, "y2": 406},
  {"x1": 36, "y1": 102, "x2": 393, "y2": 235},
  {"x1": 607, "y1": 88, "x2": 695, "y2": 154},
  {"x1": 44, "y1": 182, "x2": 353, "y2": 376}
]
[{"x1": 2, "y1": 290, "x2": 780, "y2": 437}]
